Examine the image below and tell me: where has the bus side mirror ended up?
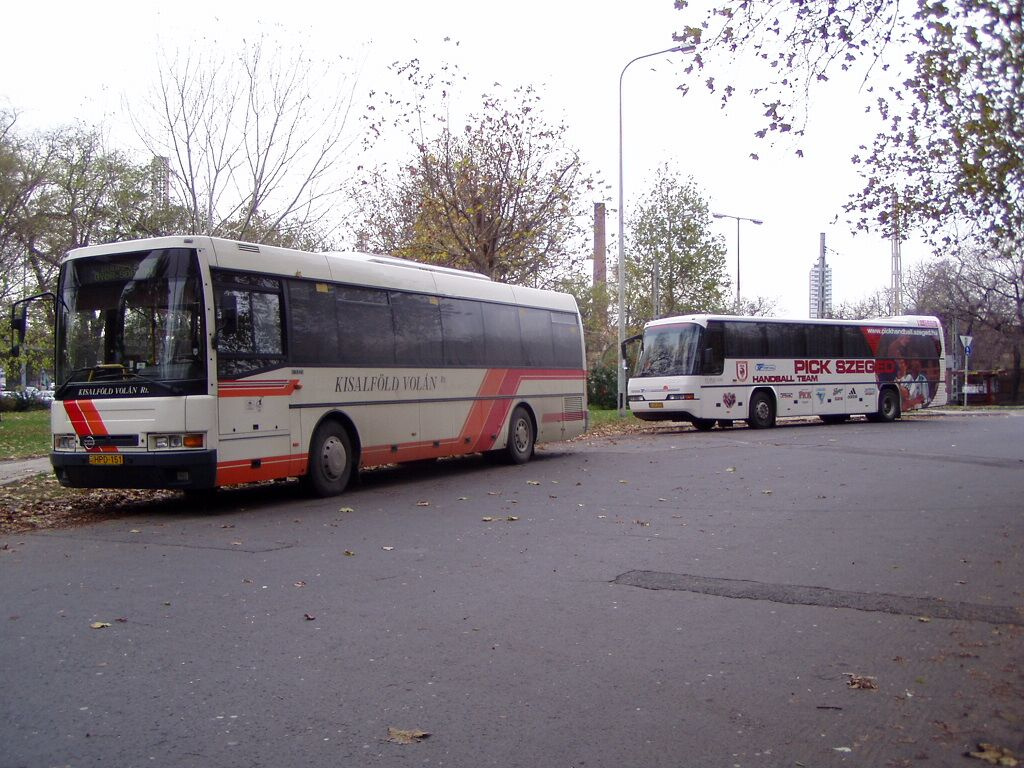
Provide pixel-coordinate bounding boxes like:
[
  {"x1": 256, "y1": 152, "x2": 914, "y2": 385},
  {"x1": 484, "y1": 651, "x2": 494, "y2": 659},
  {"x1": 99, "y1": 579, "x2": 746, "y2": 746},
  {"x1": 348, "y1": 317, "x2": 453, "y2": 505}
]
[
  {"x1": 216, "y1": 293, "x2": 239, "y2": 337},
  {"x1": 9, "y1": 292, "x2": 55, "y2": 358},
  {"x1": 9, "y1": 305, "x2": 27, "y2": 357},
  {"x1": 621, "y1": 334, "x2": 642, "y2": 369}
]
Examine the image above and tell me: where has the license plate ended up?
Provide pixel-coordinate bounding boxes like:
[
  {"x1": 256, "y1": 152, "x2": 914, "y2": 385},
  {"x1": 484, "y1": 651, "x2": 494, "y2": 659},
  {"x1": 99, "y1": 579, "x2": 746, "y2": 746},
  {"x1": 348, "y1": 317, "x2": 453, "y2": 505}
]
[
  {"x1": 648, "y1": 402, "x2": 664, "y2": 409},
  {"x1": 88, "y1": 454, "x2": 124, "y2": 466}
]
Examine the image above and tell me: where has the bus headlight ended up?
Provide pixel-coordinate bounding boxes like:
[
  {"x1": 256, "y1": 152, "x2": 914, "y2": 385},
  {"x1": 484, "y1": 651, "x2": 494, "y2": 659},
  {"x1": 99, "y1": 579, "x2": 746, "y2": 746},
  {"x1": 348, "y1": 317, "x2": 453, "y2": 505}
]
[
  {"x1": 148, "y1": 433, "x2": 205, "y2": 450},
  {"x1": 54, "y1": 434, "x2": 77, "y2": 451}
]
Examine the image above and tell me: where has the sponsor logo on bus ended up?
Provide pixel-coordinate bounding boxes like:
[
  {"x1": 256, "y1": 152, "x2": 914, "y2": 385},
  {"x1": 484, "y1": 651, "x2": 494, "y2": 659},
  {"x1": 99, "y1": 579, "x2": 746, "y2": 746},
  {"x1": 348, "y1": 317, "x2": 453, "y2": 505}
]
[
  {"x1": 723, "y1": 392, "x2": 736, "y2": 408},
  {"x1": 848, "y1": 388, "x2": 857, "y2": 398},
  {"x1": 736, "y1": 361, "x2": 748, "y2": 381},
  {"x1": 799, "y1": 390, "x2": 813, "y2": 400},
  {"x1": 755, "y1": 363, "x2": 777, "y2": 372}
]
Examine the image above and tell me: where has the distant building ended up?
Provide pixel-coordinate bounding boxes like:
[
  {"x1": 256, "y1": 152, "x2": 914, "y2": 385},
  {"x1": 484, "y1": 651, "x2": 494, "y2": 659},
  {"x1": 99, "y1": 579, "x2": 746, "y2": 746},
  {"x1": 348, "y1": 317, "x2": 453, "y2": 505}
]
[{"x1": 809, "y1": 258, "x2": 832, "y2": 318}]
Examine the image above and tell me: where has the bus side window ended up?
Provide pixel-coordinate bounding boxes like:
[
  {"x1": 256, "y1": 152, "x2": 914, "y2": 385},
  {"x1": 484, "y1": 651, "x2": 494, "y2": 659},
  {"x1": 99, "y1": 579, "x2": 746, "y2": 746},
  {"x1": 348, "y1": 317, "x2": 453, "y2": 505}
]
[
  {"x1": 702, "y1": 322, "x2": 724, "y2": 375},
  {"x1": 212, "y1": 271, "x2": 286, "y2": 377}
]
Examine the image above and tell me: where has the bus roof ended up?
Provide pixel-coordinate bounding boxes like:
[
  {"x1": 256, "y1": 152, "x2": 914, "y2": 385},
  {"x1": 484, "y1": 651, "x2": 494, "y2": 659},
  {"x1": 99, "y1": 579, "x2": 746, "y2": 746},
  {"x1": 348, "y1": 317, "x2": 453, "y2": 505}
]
[
  {"x1": 63, "y1": 235, "x2": 579, "y2": 314},
  {"x1": 643, "y1": 313, "x2": 942, "y2": 330}
]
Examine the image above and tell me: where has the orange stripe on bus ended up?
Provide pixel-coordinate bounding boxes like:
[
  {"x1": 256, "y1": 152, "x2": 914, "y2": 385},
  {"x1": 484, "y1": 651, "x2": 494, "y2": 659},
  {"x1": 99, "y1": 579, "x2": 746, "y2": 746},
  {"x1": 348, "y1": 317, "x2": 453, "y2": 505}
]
[{"x1": 63, "y1": 400, "x2": 118, "y2": 453}]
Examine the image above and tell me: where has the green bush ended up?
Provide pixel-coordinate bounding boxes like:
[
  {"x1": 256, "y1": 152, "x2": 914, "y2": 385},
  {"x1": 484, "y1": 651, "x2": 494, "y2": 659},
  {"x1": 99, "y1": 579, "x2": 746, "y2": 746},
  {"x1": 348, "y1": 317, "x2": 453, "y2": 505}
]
[{"x1": 587, "y1": 364, "x2": 618, "y2": 409}]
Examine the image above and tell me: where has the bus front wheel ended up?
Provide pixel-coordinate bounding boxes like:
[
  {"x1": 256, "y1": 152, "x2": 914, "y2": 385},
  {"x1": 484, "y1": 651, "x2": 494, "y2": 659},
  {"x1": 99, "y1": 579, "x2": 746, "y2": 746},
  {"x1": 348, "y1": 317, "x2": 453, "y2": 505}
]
[
  {"x1": 747, "y1": 391, "x2": 776, "y2": 429},
  {"x1": 505, "y1": 406, "x2": 535, "y2": 464},
  {"x1": 305, "y1": 421, "x2": 354, "y2": 496}
]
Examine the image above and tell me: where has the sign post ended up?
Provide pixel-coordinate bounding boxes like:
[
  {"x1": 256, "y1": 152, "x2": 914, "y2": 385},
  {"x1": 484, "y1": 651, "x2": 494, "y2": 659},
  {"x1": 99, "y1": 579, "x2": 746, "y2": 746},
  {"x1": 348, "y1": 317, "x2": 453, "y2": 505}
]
[{"x1": 959, "y1": 335, "x2": 973, "y2": 408}]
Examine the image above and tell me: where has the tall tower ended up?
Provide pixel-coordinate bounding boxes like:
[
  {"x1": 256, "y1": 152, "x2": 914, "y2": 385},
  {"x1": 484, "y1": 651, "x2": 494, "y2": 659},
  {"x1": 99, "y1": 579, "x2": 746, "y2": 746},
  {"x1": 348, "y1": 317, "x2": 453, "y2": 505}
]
[
  {"x1": 891, "y1": 191, "x2": 902, "y2": 314},
  {"x1": 809, "y1": 234, "x2": 833, "y2": 318}
]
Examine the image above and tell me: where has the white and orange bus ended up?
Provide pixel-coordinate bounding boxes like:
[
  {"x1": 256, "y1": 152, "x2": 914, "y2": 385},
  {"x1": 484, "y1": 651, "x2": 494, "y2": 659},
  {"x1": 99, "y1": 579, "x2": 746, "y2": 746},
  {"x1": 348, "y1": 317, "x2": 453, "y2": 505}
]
[
  {"x1": 16, "y1": 236, "x2": 587, "y2": 495},
  {"x1": 624, "y1": 314, "x2": 946, "y2": 430}
]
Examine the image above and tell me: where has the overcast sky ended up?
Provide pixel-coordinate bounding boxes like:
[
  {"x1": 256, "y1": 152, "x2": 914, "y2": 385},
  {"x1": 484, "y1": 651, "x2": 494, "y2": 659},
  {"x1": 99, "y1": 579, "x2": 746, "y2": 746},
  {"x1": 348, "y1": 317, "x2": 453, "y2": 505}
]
[{"x1": 1, "y1": 0, "x2": 927, "y2": 317}]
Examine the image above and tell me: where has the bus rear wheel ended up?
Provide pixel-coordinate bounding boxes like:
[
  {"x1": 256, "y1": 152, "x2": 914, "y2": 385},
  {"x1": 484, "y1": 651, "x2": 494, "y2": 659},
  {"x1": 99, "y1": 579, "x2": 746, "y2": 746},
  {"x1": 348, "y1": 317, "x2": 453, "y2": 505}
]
[
  {"x1": 505, "y1": 406, "x2": 535, "y2": 464},
  {"x1": 747, "y1": 391, "x2": 776, "y2": 429},
  {"x1": 304, "y1": 421, "x2": 354, "y2": 496},
  {"x1": 867, "y1": 387, "x2": 900, "y2": 423}
]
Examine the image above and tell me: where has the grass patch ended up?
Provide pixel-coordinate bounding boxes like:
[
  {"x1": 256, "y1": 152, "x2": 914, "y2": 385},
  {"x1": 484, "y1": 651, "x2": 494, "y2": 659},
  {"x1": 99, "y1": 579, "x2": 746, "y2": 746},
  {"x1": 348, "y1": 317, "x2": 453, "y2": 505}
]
[
  {"x1": 0, "y1": 409, "x2": 51, "y2": 459},
  {"x1": 588, "y1": 407, "x2": 637, "y2": 429}
]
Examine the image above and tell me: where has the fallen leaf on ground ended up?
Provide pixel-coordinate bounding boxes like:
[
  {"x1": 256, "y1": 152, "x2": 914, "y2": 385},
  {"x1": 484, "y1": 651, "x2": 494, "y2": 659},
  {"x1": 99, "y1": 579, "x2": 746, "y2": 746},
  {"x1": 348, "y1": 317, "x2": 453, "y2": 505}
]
[
  {"x1": 967, "y1": 743, "x2": 1019, "y2": 766},
  {"x1": 344, "y1": 550, "x2": 356, "y2": 556},
  {"x1": 294, "y1": 581, "x2": 306, "y2": 588},
  {"x1": 481, "y1": 516, "x2": 495, "y2": 522},
  {"x1": 90, "y1": 621, "x2": 111, "y2": 629},
  {"x1": 725, "y1": 467, "x2": 736, "y2": 473},
  {"x1": 634, "y1": 520, "x2": 651, "y2": 527},
  {"x1": 304, "y1": 613, "x2": 316, "y2": 621},
  {"x1": 416, "y1": 501, "x2": 430, "y2": 507},
  {"x1": 387, "y1": 727, "x2": 431, "y2": 744},
  {"x1": 338, "y1": 507, "x2": 355, "y2": 513},
  {"x1": 457, "y1": 496, "x2": 468, "y2": 501},
  {"x1": 382, "y1": 546, "x2": 394, "y2": 551},
  {"x1": 844, "y1": 673, "x2": 878, "y2": 690},
  {"x1": 527, "y1": 480, "x2": 540, "y2": 486},
  {"x1": 506, "y1": 516, "x2": 519, "y2": 522}
]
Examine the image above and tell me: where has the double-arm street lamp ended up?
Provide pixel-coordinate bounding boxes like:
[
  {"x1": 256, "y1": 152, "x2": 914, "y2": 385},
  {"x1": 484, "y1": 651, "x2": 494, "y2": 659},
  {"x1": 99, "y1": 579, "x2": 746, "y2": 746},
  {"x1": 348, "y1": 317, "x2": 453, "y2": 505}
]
[
  {"x1": 617, "y1": 43, "x2": 695, "y2": 415},
  {"x1": 712, "y1": 212, "x2": 763, "y2": 311}
]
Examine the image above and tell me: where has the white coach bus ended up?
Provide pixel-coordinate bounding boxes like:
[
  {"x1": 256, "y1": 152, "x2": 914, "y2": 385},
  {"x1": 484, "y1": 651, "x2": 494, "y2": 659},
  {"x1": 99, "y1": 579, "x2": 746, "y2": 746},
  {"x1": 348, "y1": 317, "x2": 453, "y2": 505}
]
[
  {"x1": 624, "y1": 314, "x2": 946, "y2": 430},
  {"x1": 14, "y1": 236, "x2": 587, "y2": 496}
]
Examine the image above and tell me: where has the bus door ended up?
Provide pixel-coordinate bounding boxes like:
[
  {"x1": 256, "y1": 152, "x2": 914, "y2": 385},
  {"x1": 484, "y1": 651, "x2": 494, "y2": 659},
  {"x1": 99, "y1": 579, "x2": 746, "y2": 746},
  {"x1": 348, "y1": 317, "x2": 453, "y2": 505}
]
[{"x1": 212, "y1": 275, "x2": 295, "y2": 482}]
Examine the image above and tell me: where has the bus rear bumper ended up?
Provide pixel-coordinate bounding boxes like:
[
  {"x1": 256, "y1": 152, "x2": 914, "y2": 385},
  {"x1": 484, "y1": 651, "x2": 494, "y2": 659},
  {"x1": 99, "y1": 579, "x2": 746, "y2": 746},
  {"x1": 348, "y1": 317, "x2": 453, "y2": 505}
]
[{"x1": 51, "y1": 450, "x2": 218, "y2": 490}]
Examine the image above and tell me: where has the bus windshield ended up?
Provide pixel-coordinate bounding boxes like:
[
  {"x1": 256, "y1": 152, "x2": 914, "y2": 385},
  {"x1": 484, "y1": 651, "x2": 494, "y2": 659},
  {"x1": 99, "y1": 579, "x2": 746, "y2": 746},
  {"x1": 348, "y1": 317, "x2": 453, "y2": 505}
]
[
  {"x1": 635, "y1": 322, "x2": 703, "y2": 377},
  {"x1": 56, "y1": 248, "x2": 206, "y2": 392}
]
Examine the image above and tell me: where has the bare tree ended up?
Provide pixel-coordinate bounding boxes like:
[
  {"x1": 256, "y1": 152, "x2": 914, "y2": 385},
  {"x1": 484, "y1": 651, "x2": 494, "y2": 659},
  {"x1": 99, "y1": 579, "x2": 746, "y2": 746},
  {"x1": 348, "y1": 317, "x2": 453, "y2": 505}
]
[
  {"x1": 132, "y1": 38, "x2": 361, "y2": 248},
  {"x1": 354, "y1": 60, "x2": 599, "y2": 288}
]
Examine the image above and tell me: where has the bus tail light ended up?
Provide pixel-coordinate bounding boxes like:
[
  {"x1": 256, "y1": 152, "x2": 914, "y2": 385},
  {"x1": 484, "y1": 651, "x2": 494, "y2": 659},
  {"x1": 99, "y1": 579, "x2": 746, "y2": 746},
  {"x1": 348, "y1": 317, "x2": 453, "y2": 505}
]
[
  {"x1": 627, "y1": 395, "x2": 645, "y2": 402},
  {"x1": 666, "y1": 393, "x2": 696, "y2": 401},
  {"x1": 54, "y1": 434, "x2": 77, "y2": 451}
]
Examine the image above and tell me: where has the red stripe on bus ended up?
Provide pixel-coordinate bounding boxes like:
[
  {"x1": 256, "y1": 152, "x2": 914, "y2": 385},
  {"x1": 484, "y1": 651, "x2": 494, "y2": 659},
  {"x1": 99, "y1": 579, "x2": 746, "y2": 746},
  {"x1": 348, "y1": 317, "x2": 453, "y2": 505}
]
[
  {"x1": 216, "y1": 453, "x2": 308, "y2": 485},
  {"x1": 217, "y1": 379, "x2": 301, "y2": 398},
  {"x1": 63, "y1": 400, "x2": 118, "y2": 453}
]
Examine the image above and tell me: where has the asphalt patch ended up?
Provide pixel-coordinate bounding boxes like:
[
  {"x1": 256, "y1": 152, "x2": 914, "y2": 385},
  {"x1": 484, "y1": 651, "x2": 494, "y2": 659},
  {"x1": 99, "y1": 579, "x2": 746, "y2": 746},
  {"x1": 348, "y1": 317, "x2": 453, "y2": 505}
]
[{"x1": 614, "y1": 570, "x2": 1023, "y2": 626}]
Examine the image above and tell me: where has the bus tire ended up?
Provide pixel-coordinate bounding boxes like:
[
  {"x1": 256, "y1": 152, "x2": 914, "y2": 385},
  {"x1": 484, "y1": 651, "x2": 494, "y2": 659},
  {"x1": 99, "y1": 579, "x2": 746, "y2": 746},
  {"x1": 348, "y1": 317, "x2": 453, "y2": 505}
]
[
  {"x1": 304, "y1": 421, "x2": 354, "y2": 497},
  {"x1": 867, "y1": 386, "x2": 900, "y2": 423},
  {"x1": 691, "y1": 418, "x2": 716, "y2": 431},
  {"x1": 505, "y1": 406, "x2": 535, "y2": 464},
  {"x1": 747, "y1": 391, "x2": 776, "y2": 429}
]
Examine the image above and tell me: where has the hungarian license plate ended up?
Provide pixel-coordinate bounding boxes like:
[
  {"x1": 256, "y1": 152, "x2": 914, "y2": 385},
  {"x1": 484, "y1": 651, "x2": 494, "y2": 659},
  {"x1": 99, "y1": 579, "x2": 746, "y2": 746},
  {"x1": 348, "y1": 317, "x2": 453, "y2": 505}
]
[
  {"x1": 648, "y1": 402, "x2": 664, "y2": 409},
  {"x1": 88, "y1": 454, "x2": 124, "y2": 466}
]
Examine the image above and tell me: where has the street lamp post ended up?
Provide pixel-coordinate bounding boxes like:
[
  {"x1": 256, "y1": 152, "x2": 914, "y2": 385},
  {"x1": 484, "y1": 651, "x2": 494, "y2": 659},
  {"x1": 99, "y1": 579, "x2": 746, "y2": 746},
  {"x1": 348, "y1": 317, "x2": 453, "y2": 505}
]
[
  {"x1": 712, "y1": 212, "x2": 763, "y2": 311},
  {"x1": 617, "y1": 44, "x2": 695, "y2": 415}
]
